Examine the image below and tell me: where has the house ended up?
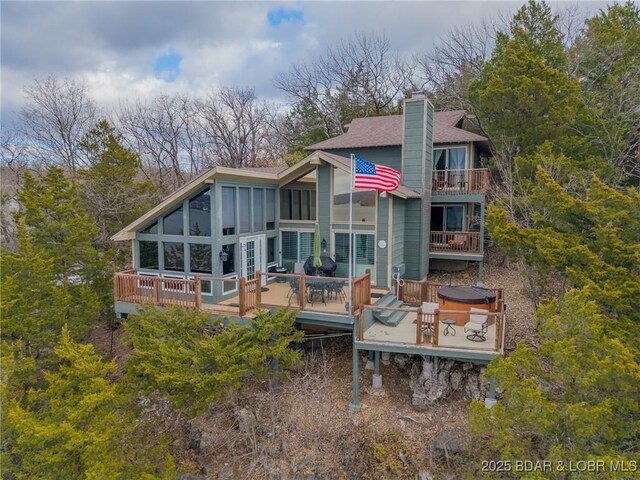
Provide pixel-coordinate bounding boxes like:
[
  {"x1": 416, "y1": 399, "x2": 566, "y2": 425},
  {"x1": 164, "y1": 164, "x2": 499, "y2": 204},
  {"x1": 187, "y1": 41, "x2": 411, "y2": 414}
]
[{"x1": 111, "y1": 92, "x2": 504, "y2": 408}]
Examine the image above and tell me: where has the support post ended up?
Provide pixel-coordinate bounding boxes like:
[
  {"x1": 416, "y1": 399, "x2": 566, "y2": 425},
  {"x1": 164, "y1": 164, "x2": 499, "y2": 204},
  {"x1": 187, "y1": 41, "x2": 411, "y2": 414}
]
[
  {"x1": 255, "y1": 271, "x2": 262, "y2": 307},
  {"x1": 485, "y1": 375, "x2": 497, "y2": 408},
  {"x1": 372, "y1": 349, "x2": 383, "y2": 391},
  {"x1": 239, "y1": 277, "x2": 246, "y2": 316},
  {"x1": 194, "y1": 275, "x2": 201, "y2": 310},
  {"x1": 349, "y1": 334, "x2": 361, "y2": 412},
  {"x1": 298, "y1": 274, "x2": 305, "y2": 311},
  {"x1": 153, "y1": 278, "x2": 161, "y2": 306},
  {"x1": 271, "y1": 357, "x2": 280, "y2": 395},
  {"x1": 416, "y1": 305, "x2": 423, "y2": 345},
  {"x1": 433, "y1": 310, "x2": 440, "y2": 347}
]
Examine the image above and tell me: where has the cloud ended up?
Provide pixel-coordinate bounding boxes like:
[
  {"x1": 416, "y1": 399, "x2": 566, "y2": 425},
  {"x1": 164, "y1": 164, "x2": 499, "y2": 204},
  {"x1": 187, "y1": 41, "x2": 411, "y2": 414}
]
[
  {"x1": 267, "y1": 7, "x2": 305, "y2": 27},
  {"x1": 154, "y1": 51, "x2": 183, "y2": 83}
]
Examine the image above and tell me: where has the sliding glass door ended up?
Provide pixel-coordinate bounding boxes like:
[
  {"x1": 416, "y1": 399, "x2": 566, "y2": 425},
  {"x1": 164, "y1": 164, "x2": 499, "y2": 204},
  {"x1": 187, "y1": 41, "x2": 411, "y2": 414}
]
[{"x1": 333, "y1": 232, "x2": 375, "y2": 282}]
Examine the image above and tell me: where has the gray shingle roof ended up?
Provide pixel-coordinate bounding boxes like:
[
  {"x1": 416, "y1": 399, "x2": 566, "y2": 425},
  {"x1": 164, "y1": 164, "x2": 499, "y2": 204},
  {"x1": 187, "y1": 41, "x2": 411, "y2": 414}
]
[{"x1": 306, "y1": 110, "x2": 487, "y2": 150}]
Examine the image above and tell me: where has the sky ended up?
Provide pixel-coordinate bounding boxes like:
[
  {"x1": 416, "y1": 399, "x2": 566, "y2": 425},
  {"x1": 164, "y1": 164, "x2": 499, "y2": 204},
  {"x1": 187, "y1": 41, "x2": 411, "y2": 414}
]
[{"x1": 0, "y1": 1, "x2": 605, "y2": 128}]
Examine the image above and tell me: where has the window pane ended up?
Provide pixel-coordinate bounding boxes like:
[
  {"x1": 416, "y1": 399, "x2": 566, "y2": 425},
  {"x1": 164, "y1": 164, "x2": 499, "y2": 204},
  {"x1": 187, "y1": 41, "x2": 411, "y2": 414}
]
[
  {"x1": 222, "y1": 244, "x2": 235, "y2": 275},
  {"x1": 431, "y1": 206, "x2": 444, "y2": 231},
  {"x1": 291, "y1": 190, "x2": 301, "y2": 220},
  {"x1": 222, "y1": 187, "x2": 236, "y2": 236},
  {"x1": 239, "y1": 188, "x2": 250, "y2": 233},
  {"x1": 280, "y1": 189, "x2": 291, "y2": 220},
  {"x1": 301, "y1": 190, "x2": 309, "y2": 220},
  {"x1": 140, "y1": 221, "x2": 157, "y2": 234},
  {"x1": 281, "y1": 231, "x2": 297, "y2": 272},
  {"x1": 163, "y1": 242, "x2": 184, "y2": 271},
  {"x1": 253, "y1": 188, "x2": 264, "y2": 232},
  {"x1": 433, "y1": 149, "x2": 447, "y2": 170},
  {"x1": 449, "y1": 148, "x2": 466, "y2": 170},
  {"x1": 163, "y1": 206, "x2": 183, "y2": 235},
  {"x1": 355, "y1": 234, "x2": 375, "y2": 265},
  {"x1": 333, "y1": 168, "x2": 375, "y2": 223},
  {"x1": 266, "y1": 237, "x2": 276, "y2": 263},
  {"x1": 190, "y1": 244, "x2": 212, "y2": 273},
  {"x1": 266, "y1": 190, "x2": 276, "y2": 229},
  {"x1": 299, "y1": 232, "x2": 314, "y2": 261},
  {"x1": 334, "y1": 233, "x2": 350, "y2": 277},
  {"x1": 189, "y1": 189, "x2": 211, "y2": 236},
  {"x1": 201, "y1": 279, "x2": 212, "y2": 295},
  {"x1": 446, "y1": 206, "x2": 464, "y2": 231},
  {"x1": 310, "y1": 191, "x2": 316, "y2": 221},
  {"x1": 139, "y1": 241, "x2": 159, "y2": 269}
]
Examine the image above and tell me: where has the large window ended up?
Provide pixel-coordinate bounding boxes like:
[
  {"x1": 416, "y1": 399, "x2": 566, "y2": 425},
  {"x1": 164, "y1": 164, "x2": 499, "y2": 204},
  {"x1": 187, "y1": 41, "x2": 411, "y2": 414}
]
[
  {"x1": 433, "y1": 147, "x2": 467, "y2": 170},
  {"x1": 280, "y1": 231, "x2": 314, "y2": 272},
  {"x1": 431, "y1": 205, "x2": 465, "y2": 231},
  {"x1": 139, "y1": 241, "x2": 159, "y2": 269},
  {"x1": 333, "y1": 168, "x2": 375, "y2": 223},
  {"x1": 189, "y1": 189, "x2": 211, "y2": 236},
  {"x1": 280, "y1": 188, "x2": 316, "y2": 221},
  {"x1": 140, "y1": 221, "x2": 157, "y2": 234},
  {"x1": 221, "y1": 243, "x2": 237, "y2": 294},
  {"x1": 239, "y1": 188, "x2": 250, "y2": 234},
  {"x1": 222, "y1": 187, "x2": 236, "y2": 236},
  {"x1": 334, "y1": 233, "x2": 375, "y2": 278},
  {"x1": 190, "y1": 244, "x2": 212, "y2": 273},
  {"x1": 163, "y1": 207, "x2": 183, "y2": 235},
  {"x1": 163, "y1": 242, "x2": 184, "y2": 271},
  {"x1": 266, "y1": 190, "x2": 276, "y2": 230},
  {"x1": 253, "y1": 188, "x2": 264, "y2": 232}
]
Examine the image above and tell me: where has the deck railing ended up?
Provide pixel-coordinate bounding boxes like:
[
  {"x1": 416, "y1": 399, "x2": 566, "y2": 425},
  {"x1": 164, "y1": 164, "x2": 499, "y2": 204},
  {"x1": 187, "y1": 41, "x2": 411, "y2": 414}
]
[
  {"x1": 429, "y1": 231, "x2": 481, "y2": 254},
  {"x1": 114, "y1": 273, "x2": 198, "y2": 309},
  {"x1": 358, "y1": 303, "x2": 506, "y2": 353},
  {"x1": 351, "y1": 270, "x2": 372, "y2": 314},
  {"x1": 432, "y1": 168, "x2": 489, "y2": 194},
  {"x1": 115, "y1": 269, "x2": 373, "y2": 318}
]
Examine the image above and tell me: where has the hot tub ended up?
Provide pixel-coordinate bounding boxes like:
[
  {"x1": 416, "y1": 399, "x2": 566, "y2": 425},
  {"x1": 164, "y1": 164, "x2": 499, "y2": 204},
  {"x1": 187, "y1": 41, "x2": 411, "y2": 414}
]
[{"x1": 437, "y1": 286, "x2": 497, "y2": 326}]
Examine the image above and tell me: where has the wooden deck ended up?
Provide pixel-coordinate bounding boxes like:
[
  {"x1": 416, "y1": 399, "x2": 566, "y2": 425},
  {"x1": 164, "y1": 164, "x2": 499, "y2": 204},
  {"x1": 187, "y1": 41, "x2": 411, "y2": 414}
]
[
  {"x1": 363, "y1": 311, "x2": 498, "y2": 352},
  {"x1": 114, "y1": 270, "x2": 380, "y2": 320}
]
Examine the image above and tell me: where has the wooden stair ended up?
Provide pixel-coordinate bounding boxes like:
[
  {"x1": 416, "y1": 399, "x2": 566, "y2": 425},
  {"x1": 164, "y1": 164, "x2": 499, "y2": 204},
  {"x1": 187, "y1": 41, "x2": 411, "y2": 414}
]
[{"x1": 373, "y1": 294, "x2": 408, "y2": 327}]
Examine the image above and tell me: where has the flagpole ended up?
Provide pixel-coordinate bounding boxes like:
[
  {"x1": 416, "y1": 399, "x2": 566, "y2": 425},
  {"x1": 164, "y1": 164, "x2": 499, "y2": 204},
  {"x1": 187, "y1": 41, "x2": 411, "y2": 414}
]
[{"x1": 348, "y1": 154, "x2": 354, "y2": 324}]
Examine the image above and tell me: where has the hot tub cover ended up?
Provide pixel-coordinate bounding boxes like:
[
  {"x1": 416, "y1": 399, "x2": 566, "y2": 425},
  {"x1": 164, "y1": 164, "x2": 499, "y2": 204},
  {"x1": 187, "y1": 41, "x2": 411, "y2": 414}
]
[{"x1": 437, "y1": 286, "x2": 496, "y2": 305}]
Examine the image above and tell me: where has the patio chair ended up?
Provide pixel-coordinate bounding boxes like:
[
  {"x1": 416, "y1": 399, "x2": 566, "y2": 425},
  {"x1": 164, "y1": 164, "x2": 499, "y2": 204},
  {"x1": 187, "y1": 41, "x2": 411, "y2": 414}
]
[
  {"x1": 326, "y1": 280, "x2": 347, "y2": 302},
  {"x1": 421, "y1": 302, "x2": 439, "y2": 338},
  {"x1": 464, "y1": 307, "x2": 489, "y2": 342},
  {"x1": 287, "y1": 278, "x2": 300, "y2": 302}
]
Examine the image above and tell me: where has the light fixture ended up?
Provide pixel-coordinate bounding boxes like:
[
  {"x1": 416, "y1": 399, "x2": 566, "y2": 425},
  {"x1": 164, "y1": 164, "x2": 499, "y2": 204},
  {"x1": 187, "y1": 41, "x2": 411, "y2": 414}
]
[{"x1": 219, "y1": 250, "x2": 228, "y2": 262}]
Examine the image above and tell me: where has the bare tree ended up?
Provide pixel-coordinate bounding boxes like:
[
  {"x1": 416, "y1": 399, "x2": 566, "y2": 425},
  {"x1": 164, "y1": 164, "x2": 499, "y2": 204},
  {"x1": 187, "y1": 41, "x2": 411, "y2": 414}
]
[
  {"x1": 118, "y1": 94, "x2": 189, "y2": 189},
  {"x1": 18, "y1": 75, "x2": 98, "y2": 179},
  {"x1": 275, "y1": 32, "x2": 415, "y2": 138},
  {"x1": 416, "y1": 20, "x2": 497, "y2": 133},
  {"x1": 197, "y1": 87, "x2": 282, "y2": 168}
]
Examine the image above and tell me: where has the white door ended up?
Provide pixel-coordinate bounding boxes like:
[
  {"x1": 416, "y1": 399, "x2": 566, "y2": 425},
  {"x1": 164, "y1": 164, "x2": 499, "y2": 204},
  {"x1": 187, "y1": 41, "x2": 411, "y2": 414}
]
[{"x1": 240, "y1": 235, "x2": 266, "y2": 286}]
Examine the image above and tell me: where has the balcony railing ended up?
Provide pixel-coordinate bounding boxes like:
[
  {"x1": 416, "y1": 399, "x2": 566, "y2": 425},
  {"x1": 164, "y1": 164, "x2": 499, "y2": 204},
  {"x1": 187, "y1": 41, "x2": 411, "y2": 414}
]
[
  {"x1": 432, "y1": 168, "x2": 489, "y2": 194},
  {"x1": 430, "y1": 231, "x2": 481, "y2": 254}
]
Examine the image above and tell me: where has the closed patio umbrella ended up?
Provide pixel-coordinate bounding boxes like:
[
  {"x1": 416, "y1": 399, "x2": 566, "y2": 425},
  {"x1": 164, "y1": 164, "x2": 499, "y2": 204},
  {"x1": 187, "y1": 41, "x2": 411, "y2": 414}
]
[{"x1": 313, "y1": 223, "x2": 322, "y2": 269}]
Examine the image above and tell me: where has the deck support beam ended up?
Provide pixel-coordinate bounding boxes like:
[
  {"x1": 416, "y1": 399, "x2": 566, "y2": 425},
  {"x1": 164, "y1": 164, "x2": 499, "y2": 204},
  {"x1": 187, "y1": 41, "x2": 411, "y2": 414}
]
[
  {"x1": 485, "y1": 375, "x2": 497, "y2": 408},
  {"x1": 348, "y1": 334, "x2": 362, "y2": 412},
  {"x1": 372, "y1": 350, "x2": 383, "y2": 391}
]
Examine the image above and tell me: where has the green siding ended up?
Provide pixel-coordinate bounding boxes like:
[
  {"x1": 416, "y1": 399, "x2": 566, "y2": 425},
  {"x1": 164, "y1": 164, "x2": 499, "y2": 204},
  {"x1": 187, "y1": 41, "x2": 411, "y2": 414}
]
[
  {"x1": 317, "y1": 164, "x2": 332, "y2": 253},
  {"x1": 403, "y1": 199, "x2": 422, "y2": 279},
  {"x1": 376, "y1": 195, "x2": 390, "y2": 288},
  {"x1": 392, "y1": 198, "x2": 405, "y2": 271}
]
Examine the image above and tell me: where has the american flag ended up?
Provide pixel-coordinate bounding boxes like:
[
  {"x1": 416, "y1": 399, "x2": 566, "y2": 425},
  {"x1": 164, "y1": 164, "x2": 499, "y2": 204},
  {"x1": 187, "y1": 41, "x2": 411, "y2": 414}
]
[{"x1": 354, "y1": 156, "x2": 401, "y2": 192}]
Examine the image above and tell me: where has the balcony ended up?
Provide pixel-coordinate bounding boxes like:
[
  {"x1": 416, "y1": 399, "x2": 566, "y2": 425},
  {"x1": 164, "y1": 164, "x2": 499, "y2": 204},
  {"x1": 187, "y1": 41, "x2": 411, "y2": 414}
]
[
  {"x1": 429, "y1": 231, "x2": 481, "y2": 255},
  {"x1": 432, "y1": 168, "x2": 489, "y2": 194}
]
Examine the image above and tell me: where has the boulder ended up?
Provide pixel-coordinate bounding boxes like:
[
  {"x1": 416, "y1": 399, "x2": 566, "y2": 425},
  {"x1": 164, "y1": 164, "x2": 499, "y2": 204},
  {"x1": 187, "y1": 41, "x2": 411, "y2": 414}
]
[
  {"x1": 431, "y1": 428, "x2": 468, "y2": 462},
  {"x1": 449, "y1": 370, "x2": 464, "y2": 391},
  {"x1": 410, "y1": 357, "x2": 455, "y2": 409}
]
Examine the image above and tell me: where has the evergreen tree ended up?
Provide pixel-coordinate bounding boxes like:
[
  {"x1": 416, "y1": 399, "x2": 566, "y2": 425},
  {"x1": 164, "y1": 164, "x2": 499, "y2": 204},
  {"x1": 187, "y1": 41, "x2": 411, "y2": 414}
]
[
  {"x1": 14, "y1": 165, "x2": 111, "y2": 308},
  {"x1": 469, "y1": 1, "x2": 580, "y2": 155},
  {"x1": 571, "y1": 2, "x2": 640, "y2": 184},
  {"x1": 469, "y1": 290, "x2": 640, "y2": 471},
  {"x1": 0, "y1": 226, "x2": 98, "y2": 357},
  {"x1": 5, "y1": 328, "x2": 176, "y2": 480},
  {"x1": 124, "y1": 306, "x2": 303, "y2": 414},
  {"x1": 78, "y1": 120, "x2": 156, "y2": 251}
]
